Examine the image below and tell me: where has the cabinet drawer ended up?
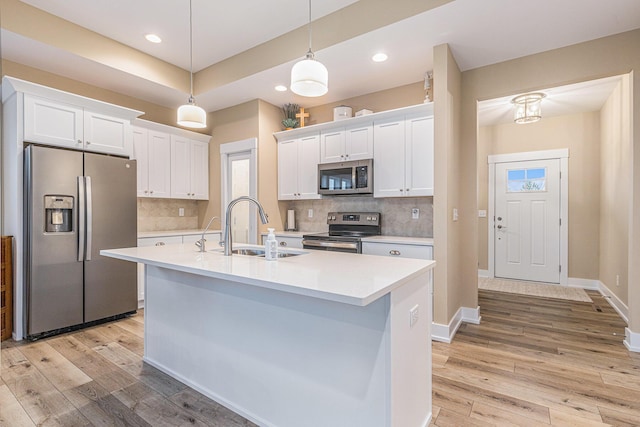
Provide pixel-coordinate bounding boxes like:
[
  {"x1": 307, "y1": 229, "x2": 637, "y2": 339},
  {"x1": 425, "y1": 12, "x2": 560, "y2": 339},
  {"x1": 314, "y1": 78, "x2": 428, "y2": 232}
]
[
  {"x1": 362, "y1": 242, "x2": 433, "y2": 260},
  {"x1": 182, "y1": 233, "x2": 221, "y2": 245},
  {"x1": 260, "y1": 235, "x2": 303, "y2": 249},
  {"x1": 137, "y1": 236, "x2": 182, "y2": 247}
]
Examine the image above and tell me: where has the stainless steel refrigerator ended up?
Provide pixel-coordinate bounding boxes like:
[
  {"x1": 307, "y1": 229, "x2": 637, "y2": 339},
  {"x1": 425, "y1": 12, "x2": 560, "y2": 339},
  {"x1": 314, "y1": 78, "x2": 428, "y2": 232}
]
[{"x1": 24, "y1": 144, "x2": 137, "y2": 338}]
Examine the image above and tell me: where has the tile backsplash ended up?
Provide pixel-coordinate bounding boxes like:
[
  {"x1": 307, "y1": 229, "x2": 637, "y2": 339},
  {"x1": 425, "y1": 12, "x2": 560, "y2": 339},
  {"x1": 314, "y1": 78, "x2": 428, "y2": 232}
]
[
  {"x1": 137, "y1": 198, "x2": 199, "y2": 232},
  {"x1": 284, "y1": 197, "x2": 433, "y2": 237}
]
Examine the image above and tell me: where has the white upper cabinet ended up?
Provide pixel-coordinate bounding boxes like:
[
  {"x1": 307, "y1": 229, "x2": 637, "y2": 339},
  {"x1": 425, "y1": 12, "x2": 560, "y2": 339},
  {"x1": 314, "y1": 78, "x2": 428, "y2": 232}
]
[
  {"x1": 373, "y1": 113, "x2": 434, "y2": 198},
  {"x1": 170, "y1": 135, "x2": 209, "y2": 200},
  {"x1": 132, "y1": 127, "x2": 171, "y2": 198},
  {"x1": 278, "y1": 133, "x2": 321, "y2": 200},
  {"x1": 320, "y1": 123, "x2": 373, "y2": 163},
  {"x1": 24, "y1": 94, "x2": 131, "y2": 156}
]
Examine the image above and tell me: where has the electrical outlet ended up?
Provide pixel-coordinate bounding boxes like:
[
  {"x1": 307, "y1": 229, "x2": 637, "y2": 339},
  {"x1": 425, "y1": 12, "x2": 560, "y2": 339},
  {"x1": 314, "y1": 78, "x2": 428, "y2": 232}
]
[
  {"x1": 453, "y1": 208, "x2": 459, "y2": 221},
  {"x1": 412, "y1": 208, "x2": 420, "y2": 219},
  {"x1": 409, "y1": 305, "x2": 419, "y2": 327},
  {"x1": 308, "y1": 209, "x2": 313, "y2": 218},
  {"x1": 616, "y1": 274, "x2": 620, "y2": 287},
  {"x1": 178, "y1": 208, "x2": 184, "y2": 217}
]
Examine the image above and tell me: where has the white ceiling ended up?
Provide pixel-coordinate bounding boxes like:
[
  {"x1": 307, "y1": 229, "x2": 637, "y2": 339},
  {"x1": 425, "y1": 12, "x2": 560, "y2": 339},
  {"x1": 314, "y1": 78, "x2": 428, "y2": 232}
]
[{"x1": 4, "y1": 0, "x2": 640, "y2": 115}]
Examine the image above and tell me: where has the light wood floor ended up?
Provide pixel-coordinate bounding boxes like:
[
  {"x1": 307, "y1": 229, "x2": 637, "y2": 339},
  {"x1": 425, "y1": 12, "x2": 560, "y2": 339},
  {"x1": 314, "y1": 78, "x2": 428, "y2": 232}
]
[
  {"x1": 431, "y1": 290, "x2": 640, "y2": 426},
  {"x1": 1, "y1": 290, "x2": 638, "y2": 426}
]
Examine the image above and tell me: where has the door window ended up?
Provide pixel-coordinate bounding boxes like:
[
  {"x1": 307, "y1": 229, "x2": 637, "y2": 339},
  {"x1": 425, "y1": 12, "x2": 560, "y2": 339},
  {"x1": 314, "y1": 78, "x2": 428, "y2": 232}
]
[{"x1": 507, "y1": 168, "x2": 546, "y2": 192}]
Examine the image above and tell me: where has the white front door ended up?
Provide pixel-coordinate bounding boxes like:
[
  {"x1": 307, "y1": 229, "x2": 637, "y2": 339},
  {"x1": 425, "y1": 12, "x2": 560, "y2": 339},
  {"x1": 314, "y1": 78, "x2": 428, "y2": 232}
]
[{"x1": 494, "y1": 159, "x2": 561, "y2": 283}]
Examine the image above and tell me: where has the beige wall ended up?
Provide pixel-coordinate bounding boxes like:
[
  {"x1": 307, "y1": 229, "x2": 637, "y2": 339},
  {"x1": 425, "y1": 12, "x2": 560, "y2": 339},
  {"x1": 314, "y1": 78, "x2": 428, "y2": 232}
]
[
  {"x1": 306, "y1": 82, "x2": 424, "y2": 125},
  {"x1": 1, "y1": 60, "x2": 203, "y2": 132},
  {"x1": 433, "y1": 43, "x2": 464, "y2": 326},
  {"x1": 460, "y1": 29, "x2": 640, "y2": 334},
  {"x1": 477, "y1": 112, "x2": 602, "y2": 280},
  {"x1": 600, "y1": 78, "x2": 632, "y2": 304}
]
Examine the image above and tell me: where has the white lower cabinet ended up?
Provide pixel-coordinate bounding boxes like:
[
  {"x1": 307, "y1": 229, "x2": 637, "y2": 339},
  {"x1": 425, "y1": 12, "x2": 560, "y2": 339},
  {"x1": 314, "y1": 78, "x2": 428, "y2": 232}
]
[
  {"x1": 136, "y1": 232, "x2": 221, "y2": 306},
  {"x1": 362, "y1": 241, "x2": 433, "y2": 260}
]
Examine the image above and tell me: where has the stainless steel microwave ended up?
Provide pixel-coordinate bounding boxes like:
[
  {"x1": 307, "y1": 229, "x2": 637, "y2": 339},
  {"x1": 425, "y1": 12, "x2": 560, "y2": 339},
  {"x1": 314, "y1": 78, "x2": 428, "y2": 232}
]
[{"x1": 318, "y1": 159, "x2": 373, "y2": 195}]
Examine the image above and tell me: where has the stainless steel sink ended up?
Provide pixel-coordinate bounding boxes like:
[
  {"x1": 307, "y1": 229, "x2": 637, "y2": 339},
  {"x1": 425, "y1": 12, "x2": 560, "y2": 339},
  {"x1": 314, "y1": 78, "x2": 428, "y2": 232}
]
[{"x1": 231, "y1": 248, "x2": 303, "y2": 258}]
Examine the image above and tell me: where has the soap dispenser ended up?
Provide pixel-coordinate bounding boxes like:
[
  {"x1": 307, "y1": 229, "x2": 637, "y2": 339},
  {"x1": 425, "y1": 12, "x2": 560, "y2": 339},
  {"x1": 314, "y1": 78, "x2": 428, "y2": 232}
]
[{"x1": 265, "y1": 228, "x2": 278, "y2": 261}]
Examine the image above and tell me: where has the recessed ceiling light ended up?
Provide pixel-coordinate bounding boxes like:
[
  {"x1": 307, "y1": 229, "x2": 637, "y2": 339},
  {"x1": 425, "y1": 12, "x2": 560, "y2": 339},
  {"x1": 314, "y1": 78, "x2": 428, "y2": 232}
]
[
  {"x1": 275, "y1": 85, "x2": 288, "y2": 92},
  {"x1": 145, "y1": 34, "x2": 162, "y2": 44},
  {"x1": 372, "y1": 53, "x2": 388, "y2": 62}
]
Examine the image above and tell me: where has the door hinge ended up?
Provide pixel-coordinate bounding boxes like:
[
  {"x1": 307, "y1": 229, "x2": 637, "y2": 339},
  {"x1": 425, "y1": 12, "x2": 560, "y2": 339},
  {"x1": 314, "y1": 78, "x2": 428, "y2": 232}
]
[
  {"x1": 559, "y1": 265, "x2": 562, "y2": 273},
  {"x1": 559, "y1": 218, "x2": 562, "y2": 226}
]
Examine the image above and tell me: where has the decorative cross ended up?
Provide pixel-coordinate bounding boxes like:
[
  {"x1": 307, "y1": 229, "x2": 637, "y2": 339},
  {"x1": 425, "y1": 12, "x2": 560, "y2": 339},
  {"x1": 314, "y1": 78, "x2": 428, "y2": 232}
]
[{"x1": 296, "y1": 107, "x2": 310, "y2": 127}]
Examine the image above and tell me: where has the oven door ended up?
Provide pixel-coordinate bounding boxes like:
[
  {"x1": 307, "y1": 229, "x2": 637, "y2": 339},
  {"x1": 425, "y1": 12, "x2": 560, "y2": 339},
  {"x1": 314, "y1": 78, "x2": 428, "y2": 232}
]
[{"x1": 302, "y1": 239, "x2": 361, "y2": 253}]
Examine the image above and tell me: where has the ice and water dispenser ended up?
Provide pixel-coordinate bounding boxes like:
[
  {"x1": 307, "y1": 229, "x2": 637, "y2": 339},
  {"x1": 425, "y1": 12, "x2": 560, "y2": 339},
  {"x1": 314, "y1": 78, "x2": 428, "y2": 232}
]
[{"x1": 44, "y1": 195, "x2": 73, "y2": 233}]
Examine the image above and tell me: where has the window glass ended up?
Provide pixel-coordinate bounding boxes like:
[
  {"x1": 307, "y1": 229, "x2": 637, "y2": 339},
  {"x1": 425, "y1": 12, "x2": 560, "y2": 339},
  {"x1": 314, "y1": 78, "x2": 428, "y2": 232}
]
[{"x1": 507, "y1": 167, "x2": 546, "y2": 192}]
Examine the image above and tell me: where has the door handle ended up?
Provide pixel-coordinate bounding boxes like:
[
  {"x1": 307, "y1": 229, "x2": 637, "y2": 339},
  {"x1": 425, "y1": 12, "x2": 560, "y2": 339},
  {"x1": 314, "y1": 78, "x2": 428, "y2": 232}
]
[
  {"x1": 85, "y1": 176, "x2": 93, "y2": 260},
  {"x1": 497, "y1": 225, "x2": 507, "y2": 229},
  {"x1": 77, "y1": 176, "x2": 85, "y2": 261}
]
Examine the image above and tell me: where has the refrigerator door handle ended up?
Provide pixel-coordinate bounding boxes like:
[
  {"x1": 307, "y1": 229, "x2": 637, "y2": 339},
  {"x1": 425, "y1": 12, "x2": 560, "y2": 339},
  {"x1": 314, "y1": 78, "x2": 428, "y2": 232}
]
[
  {"x1": 85, "y1": 176, "x2": 93, "y2": 261},
  {"x1": 77, "y1": 176, "x2": 85, "y2": 262}
]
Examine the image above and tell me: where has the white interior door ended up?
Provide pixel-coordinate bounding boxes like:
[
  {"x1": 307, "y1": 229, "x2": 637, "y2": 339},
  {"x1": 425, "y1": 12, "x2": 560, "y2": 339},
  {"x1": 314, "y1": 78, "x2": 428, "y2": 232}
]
[
  {"x1": 494, "y1": 159, "x2": 561, "y2": 283},
  {"x1": 228, "y1": 152, "x2": 251, "y2": 244}
]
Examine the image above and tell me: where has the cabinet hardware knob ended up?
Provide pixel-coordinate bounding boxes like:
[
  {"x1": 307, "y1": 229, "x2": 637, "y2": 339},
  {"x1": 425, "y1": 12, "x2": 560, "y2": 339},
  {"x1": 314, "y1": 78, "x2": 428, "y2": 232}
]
[
  {"x1": 280, "y1": 241, "x2": 287, "y2": 246},
  {"x1": 400, "y1": 189, "x2": 404, "y2": 192},
  {"x1": 77, "y1": 139, "x2": 82, "y2": 144},
  {"x1": 150, "y1": 190, "x2": 154, "y2": 194},
  {"x1": 406, "y1": 188, "x2": 410, "y2": 192},
  {"x1": 86, "y1": 141, "x2": 91, "y2": 145},
  {"x1": 389, "y1": 250, "x2": 401, "y2": 256},
  {"x1": 155, "y1": 242, "x2": 165, "y2": 246},
  {"x1": 144, "y1": 190, "x2": 148, "y2": 194}
]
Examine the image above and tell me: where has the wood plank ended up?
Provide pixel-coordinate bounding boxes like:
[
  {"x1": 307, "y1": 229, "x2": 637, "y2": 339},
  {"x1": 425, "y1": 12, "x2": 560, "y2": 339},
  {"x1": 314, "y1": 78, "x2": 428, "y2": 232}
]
[
  {"x1": 19, "y1": 341, "x2": 93, "y2": 392},
  {"x1": 470, "y1": 401, "x2": 550, "y2": 426},
  {"x1": 169, "y1": 387, "x2": 258, "y2": 426},
  {"x1": 0, "y1": 382, "x2": 36, "y2": 426}
]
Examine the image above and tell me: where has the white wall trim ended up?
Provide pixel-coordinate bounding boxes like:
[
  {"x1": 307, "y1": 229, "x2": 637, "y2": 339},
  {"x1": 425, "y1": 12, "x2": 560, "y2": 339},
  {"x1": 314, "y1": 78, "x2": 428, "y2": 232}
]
[
  {"x1": 567, "y1": 277, "x2": 600, "y2": 290},
  {"x1": 487, "y1": 149, "x2": 569, "y2": 285},
  {"x1": 432, "y1": 306, "x2": 481, "y2": 343},
  {"x1": 478, "y1": 269, "x2": 490, "y2": 278},
  {"x1": 596, "y1": 280, "x2": 629, "y2": 324},
  {"x1": 220, "y1": 138, "x2": 258, "y2": 243},
  {"x1": 624, "y1": 328, "x2": 640, "y2": 353}
]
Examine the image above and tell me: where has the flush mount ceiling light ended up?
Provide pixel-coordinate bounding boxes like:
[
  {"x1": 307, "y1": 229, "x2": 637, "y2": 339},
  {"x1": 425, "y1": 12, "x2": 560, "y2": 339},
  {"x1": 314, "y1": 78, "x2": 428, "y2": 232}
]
[
  {"x1": 372, "y1": 53, "x2": 388, "y2": 62},
  {"x1": 290, "y1": 0, "x2": 328, "y2": 97},
  {"x1": 275, "y1": 85, "x2": 288, "y2": 92},
  {"x1": 145, "y1": 33, "x2": 162, "y2": 43},
  {"x1": 512, "y1": 92, "x2": 546, "y2": 124},
  {"x1": 177, "y1": 0, "x2": 207, "y2": 129}
]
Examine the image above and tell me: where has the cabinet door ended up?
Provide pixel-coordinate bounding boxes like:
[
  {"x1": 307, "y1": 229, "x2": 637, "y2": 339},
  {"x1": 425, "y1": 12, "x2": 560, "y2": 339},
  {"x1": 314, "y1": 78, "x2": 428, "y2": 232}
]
[
  {"x1": 373, "y1": 119, "x2": 405, "y2": 198},
  {"x1": 362, "y1": 242, "x2": 433, "y2": 260},
  {"x1": 84, "y1": 111, "x2": 130, "y2": 156},
  {"x1": 320, "y1": 130, "x2": 345, "y2": 163},
  {"x1": 345, "y1": 123, "x2": 373, "y2": 160},
  {"x1": 297, "y1": 134, "x2": 321, "y2": 199},
  {"x1": 23, "y1": 95, "x2": 83, "y2": 149},
  {"x1": 170, "y1": 135, "x2": 192, "y2": 199},
  {"x1": 132, "y1": 127, "x2": 149, "y2": 197},
  {"x1": 405, "y1": 116, "x2": 434, "y2": 196},
  {"x1": 277, "y1": 139, "x2": 299, "y2": 200},
  {"x1": 147, "y1": 131, "x2": 171, "y2": 198},
  {"x1": 190, "y1": 140, "x2": 209, "y2": 200}
]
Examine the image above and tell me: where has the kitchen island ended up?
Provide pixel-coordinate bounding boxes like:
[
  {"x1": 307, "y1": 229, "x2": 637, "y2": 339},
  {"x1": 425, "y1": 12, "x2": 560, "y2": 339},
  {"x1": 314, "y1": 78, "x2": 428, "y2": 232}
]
[{"x1": 101, "y1": 244, "x2": 434, "y2": 427}]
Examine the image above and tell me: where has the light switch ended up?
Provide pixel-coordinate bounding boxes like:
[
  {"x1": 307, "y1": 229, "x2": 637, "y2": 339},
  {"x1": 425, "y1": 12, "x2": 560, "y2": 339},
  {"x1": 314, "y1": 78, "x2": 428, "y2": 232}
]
[
  {"x1": 308, "y1": 209, "x2": 313, "y2": 218},
  {"x1": 178, "y1": 208, "x2": 184, "y2": 217},
  {"x1": 453, "y1": 208, "x2": 459, "y2": 221},
  {"x1": 478, "y1": 210, "x2": 487, "y2": 218},
  {"x1": 412, "y1": 208, "x2": 420, "y2": 219}
]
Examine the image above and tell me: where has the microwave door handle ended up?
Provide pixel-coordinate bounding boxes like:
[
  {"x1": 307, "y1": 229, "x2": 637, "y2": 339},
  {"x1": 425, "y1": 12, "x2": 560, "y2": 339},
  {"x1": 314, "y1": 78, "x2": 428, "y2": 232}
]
[
  {"x1": 77, "y1": 176, "x2": 85, "y2": 261},
  {"x1": 85, "y1": 176, "x2": 92, "y2": 261},
  {"x1": 352, "y1": 168, "x2": 357, "y2": 190}
]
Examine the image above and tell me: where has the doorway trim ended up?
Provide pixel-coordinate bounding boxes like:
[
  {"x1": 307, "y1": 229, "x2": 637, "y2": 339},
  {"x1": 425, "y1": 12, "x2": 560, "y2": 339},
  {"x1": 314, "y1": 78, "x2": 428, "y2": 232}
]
[
  {"x1": 220, "y1": 138, "x2": 258, "y2": 243},
  {"x1": 487, "y1": 149, "x2": 569, "y2": 285}
]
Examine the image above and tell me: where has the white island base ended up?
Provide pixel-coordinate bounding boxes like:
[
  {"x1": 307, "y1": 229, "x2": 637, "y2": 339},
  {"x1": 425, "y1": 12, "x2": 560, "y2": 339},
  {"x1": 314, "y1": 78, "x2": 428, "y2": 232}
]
[{"x1": 102, "y1": 246, "x2": 433, "y2": 427}]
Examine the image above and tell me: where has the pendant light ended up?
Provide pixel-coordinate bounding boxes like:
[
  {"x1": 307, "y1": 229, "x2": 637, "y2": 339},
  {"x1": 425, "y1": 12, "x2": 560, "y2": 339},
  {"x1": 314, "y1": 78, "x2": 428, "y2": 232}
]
[
  {"x1": 177, "y1": 0, "x2": 207, "y2": 128},
  {"x1": 290, "y1": 0, "x2": 328, "y2": 97},
  {"x1": 512, "y1": 92, "x2": 545, "y2": 124}
]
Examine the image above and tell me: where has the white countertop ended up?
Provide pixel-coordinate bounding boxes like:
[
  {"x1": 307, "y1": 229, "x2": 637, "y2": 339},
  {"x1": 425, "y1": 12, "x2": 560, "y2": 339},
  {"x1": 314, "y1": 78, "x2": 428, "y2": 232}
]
[
  {"x1": 102, "y1": 244, "x2": 435, "y2": 307},
  {"x1": 138, "y1": 229, "x2": 222, "y2": 239}
]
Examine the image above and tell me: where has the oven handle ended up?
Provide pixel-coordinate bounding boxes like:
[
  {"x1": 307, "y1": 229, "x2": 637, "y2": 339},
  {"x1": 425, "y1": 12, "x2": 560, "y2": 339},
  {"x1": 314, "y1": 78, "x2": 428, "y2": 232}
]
[{"x1": 302, "y1": 240, "x2": 359, "y2": 250}]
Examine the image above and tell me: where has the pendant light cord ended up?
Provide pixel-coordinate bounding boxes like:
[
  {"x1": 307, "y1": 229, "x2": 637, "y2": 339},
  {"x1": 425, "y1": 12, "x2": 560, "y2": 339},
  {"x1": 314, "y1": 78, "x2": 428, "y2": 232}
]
[
  {"x1": 189, "y1": 0, "x2": 194, "y2": 99},
  {"x1": 307, "y1": 0, "x2": 314, "y2": 57}
]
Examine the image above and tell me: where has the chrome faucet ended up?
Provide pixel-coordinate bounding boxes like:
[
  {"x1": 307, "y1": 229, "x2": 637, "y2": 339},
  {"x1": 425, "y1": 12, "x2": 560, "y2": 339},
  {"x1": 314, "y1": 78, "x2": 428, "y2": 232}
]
[
  {"x1": 223, "y1": 196, "x2": 269, "y2": 256},
  {"x1": 195, "y1": 216, "x2": 220, "y2": 252}
]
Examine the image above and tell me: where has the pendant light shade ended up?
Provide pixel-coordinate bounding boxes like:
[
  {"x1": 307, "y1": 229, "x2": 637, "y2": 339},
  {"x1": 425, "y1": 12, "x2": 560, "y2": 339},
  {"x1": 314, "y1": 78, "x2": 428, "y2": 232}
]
[
  {"x1": 290, "y1": 0, "x2": 328, "y2": 97},
  {"x1": 291, "y1": 51, "x2": 328, "y2": 97},
  {"x1": 512, "y1": 92, "x2": 545, "y2": 124},
  {"x1": 177, "y1": 0, "x2": 207, "y2": 129},
  {"x1": 177, "y1": 96, "x2": 207, "y2": 128}
]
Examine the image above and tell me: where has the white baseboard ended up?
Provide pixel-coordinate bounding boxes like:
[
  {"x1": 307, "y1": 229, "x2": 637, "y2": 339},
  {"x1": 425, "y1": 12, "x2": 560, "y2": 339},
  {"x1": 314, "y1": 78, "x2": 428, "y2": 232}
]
[
  {"x1": 432, "y1": 306, "x2": 481, "y2": 343},
  {"x1": 567, "y1": 277, "x2": 600, "y2": 290},
  {"x1": 624, "y1": 328, "x2": 640, "y2": 353},
  {"x1": 595, "y1": 281, "x2": 629, "y2": 324},
  {"x1": 478, "y1": 269, "x2": 489, "y2": 278}
]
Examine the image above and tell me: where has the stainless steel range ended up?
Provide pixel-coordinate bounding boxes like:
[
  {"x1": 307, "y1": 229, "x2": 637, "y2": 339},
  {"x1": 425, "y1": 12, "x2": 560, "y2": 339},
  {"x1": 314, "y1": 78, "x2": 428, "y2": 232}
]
[{"x1": 302, "y1": 212, "x2": 381, "y2": 253}]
